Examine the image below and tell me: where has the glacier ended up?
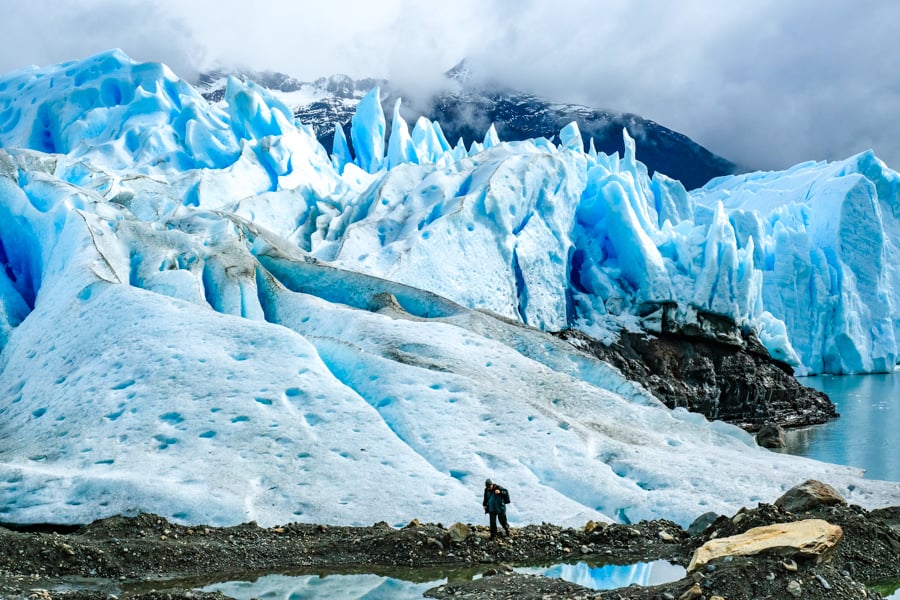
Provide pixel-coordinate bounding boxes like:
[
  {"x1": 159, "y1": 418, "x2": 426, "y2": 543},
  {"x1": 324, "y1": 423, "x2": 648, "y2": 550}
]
[{"x1": 0, "y1": 50, "x2": 898, "y2": 529}]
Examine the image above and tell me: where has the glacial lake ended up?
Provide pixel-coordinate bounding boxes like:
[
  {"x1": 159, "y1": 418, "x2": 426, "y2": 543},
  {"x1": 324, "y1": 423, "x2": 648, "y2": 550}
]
[{"x1": 780, "y1": 372, "x2": 900, "y2": 481}]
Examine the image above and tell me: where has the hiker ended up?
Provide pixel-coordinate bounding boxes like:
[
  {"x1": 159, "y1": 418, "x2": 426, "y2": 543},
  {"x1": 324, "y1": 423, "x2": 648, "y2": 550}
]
[{"x1": 483, "y1": 478, "x2": 510, "y2": 539}]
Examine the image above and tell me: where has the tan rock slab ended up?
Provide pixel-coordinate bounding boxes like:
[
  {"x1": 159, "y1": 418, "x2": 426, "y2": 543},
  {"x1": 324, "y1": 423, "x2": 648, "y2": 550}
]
[{"x1": 688, "y1": 519, "x2": 843, "y2": 572}]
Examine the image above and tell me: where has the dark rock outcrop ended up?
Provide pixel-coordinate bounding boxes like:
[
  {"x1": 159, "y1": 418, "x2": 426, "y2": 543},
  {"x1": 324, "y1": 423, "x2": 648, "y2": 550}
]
[{"x1": 559, "y1": 326, "x2": 836, "y2": 432}]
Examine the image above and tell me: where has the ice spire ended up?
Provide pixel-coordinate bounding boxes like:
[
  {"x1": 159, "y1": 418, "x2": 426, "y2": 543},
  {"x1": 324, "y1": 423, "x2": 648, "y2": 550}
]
[
  {"x1": 431, "y1": 121, "x2": 452, "y2": 153},
  {"x1": 331, "y1": 123, "x2": 352, "y2": 174},
  {"x1": 386, "y1": 98, "x2": 417, "y2": 169},
  {"x1": 559, "y1": 122, "x2": 584, "y2": 152},
  {"x1": 483, "y1": 124, "x2": 500, "y2": 149},
  {"x1": 350, "y1": 87, "x2": 385, "y2": 173}
]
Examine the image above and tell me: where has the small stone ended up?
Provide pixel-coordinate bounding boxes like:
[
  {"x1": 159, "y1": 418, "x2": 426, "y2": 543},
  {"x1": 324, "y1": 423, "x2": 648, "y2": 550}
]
[
  {"x1": 583, "y1": 520, "x2": 600, "y2": 533},
  {"x1": 580, "y1": 545, "x2": 590, "y2": 554},
  {"x1": 405, "y1": 518, "x2": 421, "y2": 528},
  {"x1": 659, "y1": 530, "x2": 675, "y2": 542},
  {"x1": 782, "y1": 559, "x2": 798, "y2": 572},
  {"x1": 816, "y1": 574, "x2": 831, "y2": 590},
  {"x1": 787, "y1": 580, "x2": 802, "y2": 597},
  {"x1": 678, "y1": 582, "x2": 702, "y2": 600},
  {"x1": 710, "y1": 596, "x2": 725, "y2": 600}
]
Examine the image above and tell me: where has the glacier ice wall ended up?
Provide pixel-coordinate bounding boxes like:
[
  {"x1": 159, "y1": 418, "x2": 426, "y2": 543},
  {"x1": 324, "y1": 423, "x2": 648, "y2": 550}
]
[
  {"x1": 0, "y1": 51, "x2": 898, "y2": 528},
  {"x1": 319, "y1": 79, "x2": 900, "y2": 375},
  {"x1": 2, "y1": 50, "x2": 895, "y2": 374},
  {"x1": 697, "y1": 154, "x2": 900, "y2": 374}
]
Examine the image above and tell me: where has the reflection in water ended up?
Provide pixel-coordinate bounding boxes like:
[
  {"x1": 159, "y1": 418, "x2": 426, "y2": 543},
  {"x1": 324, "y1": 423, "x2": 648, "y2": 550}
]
[
  {"x1": 516, "y1": 560, "x2": 686, "y2": 591},
  {"x1": 202, "y1": 572, "x2": 441, "y2": 600},
  {"x1": 781, "y1": 373, "x2": 900, "y2": 481},
  {"x1": 201, "y1": 560, "x2": 687, "y2": 598}
]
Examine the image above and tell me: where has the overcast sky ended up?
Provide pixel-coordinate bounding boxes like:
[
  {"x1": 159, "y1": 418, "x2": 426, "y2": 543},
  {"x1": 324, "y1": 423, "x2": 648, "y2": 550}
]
[{"x1": 2, "y1": 0, "x2": 898, "y2": 171}]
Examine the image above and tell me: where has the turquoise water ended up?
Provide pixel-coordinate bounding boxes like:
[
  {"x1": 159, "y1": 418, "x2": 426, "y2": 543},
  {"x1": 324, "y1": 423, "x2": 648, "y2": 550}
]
[{"x1": 781, "y1": 373, "x2": 900, "y2": 481}]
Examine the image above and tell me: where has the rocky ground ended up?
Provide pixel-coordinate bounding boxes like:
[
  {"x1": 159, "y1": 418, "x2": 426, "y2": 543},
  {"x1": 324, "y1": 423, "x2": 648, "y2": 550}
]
[{"x1": 0, "y1": 482, "x2": 897, "y2": 599}]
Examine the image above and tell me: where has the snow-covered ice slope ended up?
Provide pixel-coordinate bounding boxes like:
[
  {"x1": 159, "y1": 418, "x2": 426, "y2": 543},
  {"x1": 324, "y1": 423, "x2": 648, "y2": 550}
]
[{"x1": 0, "y1": 51, "x2": 897, "y2": 528}]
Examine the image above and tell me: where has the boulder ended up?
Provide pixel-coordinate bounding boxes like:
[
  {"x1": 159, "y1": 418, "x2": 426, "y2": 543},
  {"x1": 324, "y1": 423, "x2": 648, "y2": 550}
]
[
  {"x1": 687, "y1": 511, "x2": 721, "y2": 536},
  {"x1": 446, "y1": 522, "x2": 470, "y2": 543},
  {"x1": 687, "y1": 519, "x2": 843, "y2": 572},
  {"x1": 774, "y1": 480, "x2": 847, "y2": 513},
  {"x1": 756, "y1": 422, "x2": 787, "y2": 448}
]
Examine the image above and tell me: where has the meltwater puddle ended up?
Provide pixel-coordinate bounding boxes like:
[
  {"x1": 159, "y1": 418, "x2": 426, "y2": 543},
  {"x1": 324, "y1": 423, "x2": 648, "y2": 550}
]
[
  {"x1": 203, "y1": 572, "x2": 436, "y2": 599},
  {"x1": 200, "y1": 560, "x2": 686, "y2": 599},
  {"x1": 517, "y1": 559, "x2": 686, "y2": 591}
]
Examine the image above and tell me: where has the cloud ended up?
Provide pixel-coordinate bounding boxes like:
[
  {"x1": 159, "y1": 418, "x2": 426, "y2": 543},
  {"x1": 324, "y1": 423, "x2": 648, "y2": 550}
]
[
  {"x1": 0, "y1": 0, "x2": 203, "y2": 78},
  {"x1": 1, "y1": 0, "x2": 898, "y2": 171},
  {"x1": 460, "y1": 0, "x2": 900, "y2": 170}
]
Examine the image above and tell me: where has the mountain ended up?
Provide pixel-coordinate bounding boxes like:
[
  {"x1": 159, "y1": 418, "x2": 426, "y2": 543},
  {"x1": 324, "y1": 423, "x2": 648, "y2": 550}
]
[
  {"x1": 0, "y1": 50, "x2": 897, "y2": 530},
  {"x1": 194, "y1": 64, "x2": 738, "y2": 191}
]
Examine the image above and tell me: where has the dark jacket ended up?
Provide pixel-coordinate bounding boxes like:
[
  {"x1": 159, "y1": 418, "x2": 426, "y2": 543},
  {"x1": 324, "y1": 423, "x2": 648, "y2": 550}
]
[{"x1": 486, "y1": 485, "x2": 507, "y2": 514}]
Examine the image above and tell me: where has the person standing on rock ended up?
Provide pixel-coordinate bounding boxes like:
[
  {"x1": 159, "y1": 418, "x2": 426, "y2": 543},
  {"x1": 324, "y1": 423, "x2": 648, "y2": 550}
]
[{"x1": 483, "y1": 479, "x2": 510, "y2": 540}]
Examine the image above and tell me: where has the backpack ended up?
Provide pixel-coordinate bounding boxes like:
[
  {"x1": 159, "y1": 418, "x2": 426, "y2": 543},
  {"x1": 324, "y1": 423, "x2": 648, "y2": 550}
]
[{"x1": 500, "y1": 486, "x2": 510, "y2": 504}]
